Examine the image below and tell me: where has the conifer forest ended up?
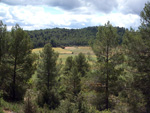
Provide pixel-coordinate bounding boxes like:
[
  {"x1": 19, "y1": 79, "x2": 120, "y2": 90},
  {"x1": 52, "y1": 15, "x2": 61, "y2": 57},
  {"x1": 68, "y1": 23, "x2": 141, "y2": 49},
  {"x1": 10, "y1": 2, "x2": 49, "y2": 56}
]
[{"x1": 0, "y1": 1, "x2": 150, "y2": 113}]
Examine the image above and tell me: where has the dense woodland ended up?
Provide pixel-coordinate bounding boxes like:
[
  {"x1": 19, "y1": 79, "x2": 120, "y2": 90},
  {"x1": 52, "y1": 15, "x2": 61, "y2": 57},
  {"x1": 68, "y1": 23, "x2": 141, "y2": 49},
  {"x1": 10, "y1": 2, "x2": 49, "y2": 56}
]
[
  {"x1": 0, "y1": 2, "x2": 150, "y2": 113},
  {"x1": 26, "y1": 26, "x2": 125, "y2": 48}
]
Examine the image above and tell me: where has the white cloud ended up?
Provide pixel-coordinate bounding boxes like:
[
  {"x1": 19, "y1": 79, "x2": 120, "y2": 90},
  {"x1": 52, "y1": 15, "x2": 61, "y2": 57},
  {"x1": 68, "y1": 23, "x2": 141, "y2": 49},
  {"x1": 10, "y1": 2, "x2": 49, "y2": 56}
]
[
  {"x1": 90, "y1": 13, "x2": 140, "y2": 29},
  {"x1": 1, "y1": 0, "x2": 118, "y2": 13},
  {"x1": 0, "y1": 0, "x2": 148, "y2": 30},
  {"x1": 117, "y1": 0, "x2": 148, "y2": 14},
  {"x1": 2, "y1": 0, "x2": 148, "y2": 15}
]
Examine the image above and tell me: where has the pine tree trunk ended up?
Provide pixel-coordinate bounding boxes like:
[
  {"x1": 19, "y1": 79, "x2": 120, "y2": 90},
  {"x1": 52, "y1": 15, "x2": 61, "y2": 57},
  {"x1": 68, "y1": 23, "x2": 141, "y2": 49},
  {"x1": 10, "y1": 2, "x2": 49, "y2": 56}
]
[
  {"x1": 106, "y1": 42, "x2": 109, "y2": 109},
  {"x1": 13, "y1": 56, "x2": 17, "y2": 101},
  {"x1": 48, "y1": 71, "x2": 50, "y2": 90}
]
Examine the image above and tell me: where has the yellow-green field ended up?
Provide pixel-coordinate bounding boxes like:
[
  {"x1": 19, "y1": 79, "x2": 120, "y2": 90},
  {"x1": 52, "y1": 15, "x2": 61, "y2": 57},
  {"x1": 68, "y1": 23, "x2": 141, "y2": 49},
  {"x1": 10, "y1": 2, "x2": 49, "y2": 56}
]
[{"x1": 32, "y1": 46, "x2": 97, "y2": 64}]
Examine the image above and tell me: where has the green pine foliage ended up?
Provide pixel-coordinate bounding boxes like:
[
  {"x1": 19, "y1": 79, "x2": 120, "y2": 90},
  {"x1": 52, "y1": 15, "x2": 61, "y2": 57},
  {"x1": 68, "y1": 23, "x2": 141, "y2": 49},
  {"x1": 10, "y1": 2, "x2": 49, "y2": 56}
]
[
  {"x1": 122, "y1": 2, "x2": 150, "y2": 112},
  {"x1": 26, "y1": 26, "x2": 125, "y2": 48},
  {"x1": 91, "y1": 21, "x2": 120, "y2": 110},
  {"x1": 36, "y1": 43, "x2": 60, "y2": 109},
  {"x1": 0, "y1": 24, "x2": 36, "y2": 101},
  {"x1": 0, "y1": 21, "x2": 7, "y2": 63},
  {"x1": 0, "y1": 21, "x2": 8, "y2": 93},
  {"x1": 37, "y1": 43, "x2": 59, "y2": 90},
  {"x1": 1, "y1": 2, "x2": 150, "y2": 112},
  {"x1": 74, "y1": 53, "x2": 90, "y2": 77}
]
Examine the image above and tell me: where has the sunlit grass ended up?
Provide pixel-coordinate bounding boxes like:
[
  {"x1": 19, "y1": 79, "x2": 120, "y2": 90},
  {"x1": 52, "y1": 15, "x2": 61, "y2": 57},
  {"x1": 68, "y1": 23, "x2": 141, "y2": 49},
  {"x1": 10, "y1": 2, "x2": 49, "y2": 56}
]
[
  {"x1": 32, "y1": 46, "x2": 97, "y2": 64},
  {"x1": 65, "y1": 46, "x2": 95, "y2": 55},
  {"x1": 32, "y1": 47, "x2": 72, "y2": 54},
  {"x1": 53, "y1": 47, "x2": 72, "y2": 54},
  {"x1": 32, "y1": 48, "x2": 43, "y2": 54}
]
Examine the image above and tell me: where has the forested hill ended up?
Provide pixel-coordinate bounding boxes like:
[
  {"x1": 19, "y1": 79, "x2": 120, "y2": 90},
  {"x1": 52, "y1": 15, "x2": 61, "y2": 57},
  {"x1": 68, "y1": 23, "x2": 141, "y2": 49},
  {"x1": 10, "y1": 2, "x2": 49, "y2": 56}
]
[{"x1": 26, "y1": 26, "x2": 126, "y2": 48}]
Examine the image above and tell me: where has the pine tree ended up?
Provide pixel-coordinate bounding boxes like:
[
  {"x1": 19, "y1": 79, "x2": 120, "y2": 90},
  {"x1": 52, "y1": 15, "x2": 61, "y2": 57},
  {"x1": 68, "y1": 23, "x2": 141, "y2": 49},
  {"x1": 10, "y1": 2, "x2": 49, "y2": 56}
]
[
  {"x1": 62, "y1": 56, "x2": 80, "y2": 101},
  {"x1": 37, "y1": 43, "x2": 59, "y2": 109},
  {"x1": 63, "y1": 56, "x2": 74, "y2": 76},
  {"x1": 0, "y1": 21, "x2": 9, "y2": 89},
  {"x1": 37, "y1": 43, "x2": 58, "y2": 90},
  {"x1": 62, "y1": 53, "x2": 89, "y2": 102},
  {"x1": 122, "y1": 2, "x2": 150, "y2": 112},
  {"x1": 7, "y1": 24, "x2": 35, "y2": 101},
  {"x1": 92, "y1": 21, "x2": 119, "y2": 110},
  {"x1": 131, "y1": 2, "x2": 150, "y2": 112},
  {"x1": 74, "y1": 52, "x2": 89, "y2": 77},
  {"x1": 119, "y1": 29, "x2": 146, "y2": 113},
  {"x1": 0, "y1": 20, "x2": 7, "y2": 62}
]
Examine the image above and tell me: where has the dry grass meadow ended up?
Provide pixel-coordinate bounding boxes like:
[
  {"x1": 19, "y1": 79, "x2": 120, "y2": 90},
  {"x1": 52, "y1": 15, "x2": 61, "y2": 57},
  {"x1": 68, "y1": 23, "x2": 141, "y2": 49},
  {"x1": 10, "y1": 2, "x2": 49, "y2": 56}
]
[{"x1": 32, "y1": 46, "x2": 96, "y2": 64}]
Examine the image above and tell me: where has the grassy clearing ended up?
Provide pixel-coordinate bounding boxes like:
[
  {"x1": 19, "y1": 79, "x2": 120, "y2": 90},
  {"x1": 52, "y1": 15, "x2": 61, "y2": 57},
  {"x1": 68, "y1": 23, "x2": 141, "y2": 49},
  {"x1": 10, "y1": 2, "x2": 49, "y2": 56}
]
[
  {"x1": 32, "y1": 46, "x2": 97, "y2": 64},
  {"x1": 53, "y1": 47, "x2": 72, "y2": 54},
  {"x1": 32, "y1": 47, "x2": 72, "y2": 54},
  {"x1": 65, "y1": 46, "x2": 94, "y2": 54}
]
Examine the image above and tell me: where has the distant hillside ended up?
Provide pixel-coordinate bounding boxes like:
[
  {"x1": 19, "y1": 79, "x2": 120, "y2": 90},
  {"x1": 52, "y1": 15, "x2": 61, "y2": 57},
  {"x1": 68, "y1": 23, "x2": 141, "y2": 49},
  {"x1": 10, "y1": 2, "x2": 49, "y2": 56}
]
[{"x1": 26, "y1": 26, "x2": 126, "y2": 48}]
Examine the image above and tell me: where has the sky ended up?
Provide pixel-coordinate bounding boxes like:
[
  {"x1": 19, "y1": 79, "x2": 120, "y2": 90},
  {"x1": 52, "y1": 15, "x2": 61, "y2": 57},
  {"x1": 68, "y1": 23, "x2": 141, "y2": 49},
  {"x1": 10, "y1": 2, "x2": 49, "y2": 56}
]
[{"x1": 0, "y1": 0, "x2": 149, "y2": 30}]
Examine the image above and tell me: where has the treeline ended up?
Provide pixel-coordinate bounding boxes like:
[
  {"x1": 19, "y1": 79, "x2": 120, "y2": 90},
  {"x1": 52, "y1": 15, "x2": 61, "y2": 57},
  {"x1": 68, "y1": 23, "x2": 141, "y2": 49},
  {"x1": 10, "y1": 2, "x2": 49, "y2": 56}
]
[
  {"x1": 26, "y1": 26, "x2": 125, "y2": 48},
  {"x1": 1, "y1": 2, "x2": 150, "y2": 113}
]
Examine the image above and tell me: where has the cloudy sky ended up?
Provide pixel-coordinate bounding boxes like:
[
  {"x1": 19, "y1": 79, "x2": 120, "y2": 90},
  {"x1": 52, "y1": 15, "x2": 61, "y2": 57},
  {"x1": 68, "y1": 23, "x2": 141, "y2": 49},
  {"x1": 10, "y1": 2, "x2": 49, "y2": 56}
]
[{"x1": 0, "y1": 0, "x2": 149, "y2": 30}]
